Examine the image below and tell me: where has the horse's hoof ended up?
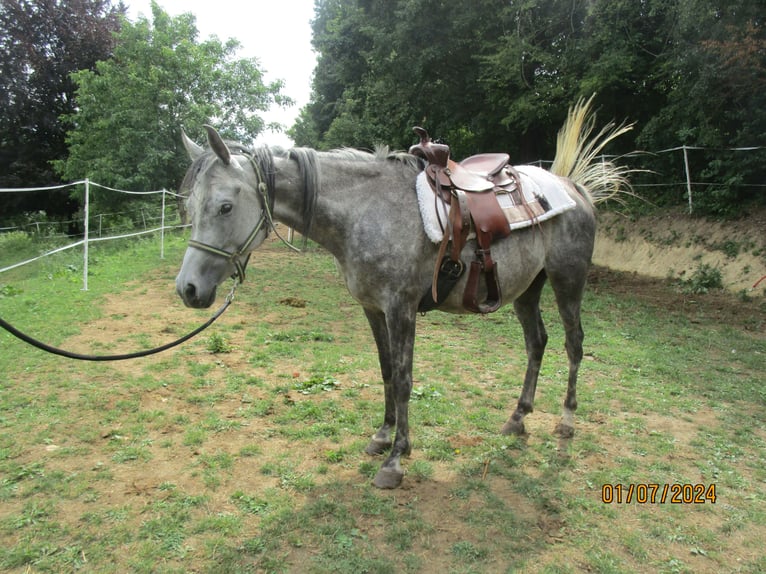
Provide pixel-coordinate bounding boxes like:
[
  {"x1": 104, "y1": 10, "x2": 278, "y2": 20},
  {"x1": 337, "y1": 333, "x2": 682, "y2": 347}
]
[
  {"x1": 372, "y1": 466, "x2": 404, "y2": 489},
  {"x1": 365, "y1": 438, "x2": 391, "y2": 456},
  {"x1": 554, "y1": 423, "x2": 575, "y2": 438},
  {"x1": 501, "y1": 419, "x2": 526, "y2": 436}
]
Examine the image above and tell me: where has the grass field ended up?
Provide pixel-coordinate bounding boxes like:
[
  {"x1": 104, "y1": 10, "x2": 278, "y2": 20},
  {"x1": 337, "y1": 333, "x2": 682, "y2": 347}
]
[{"x1": 1, "y1": 231, "x2": 764, "y2": 573}]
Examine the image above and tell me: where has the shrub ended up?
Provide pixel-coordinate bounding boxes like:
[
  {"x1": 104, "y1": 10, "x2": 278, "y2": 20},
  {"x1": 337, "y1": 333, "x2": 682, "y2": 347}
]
[{"x1": 0, "y1": 230, "x2": 33, "y2": 251}]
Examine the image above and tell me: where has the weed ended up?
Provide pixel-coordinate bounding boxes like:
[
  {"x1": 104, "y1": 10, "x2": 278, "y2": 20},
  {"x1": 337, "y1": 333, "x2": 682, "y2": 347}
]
[
  {"x1": 294, "y1": 375, "x2": 340, "y2": 394},
  {"x1": 682, "y1": 263, "x2": 723, "y2": 293},
  {"x1": 324, "y1": 448, "x2": 346, "y2": 463},
  {"x1": 111, "y1": 442, "x2": 152, "y2": 463},
  {"x1": 231, "y1": 491, "x2": 270, "y2": 514},
  {"x1": 0, "y1": 283, "x2": 23, "y2": 297},
  {"x1": 239, "y1": 444, "x2": 262, "y2": 457},
  {"x1": 451, "y1": 540, "x2": 489, "y2": 563},
  {"x1": 357, "y1": 461, "x2": 378, "y2": 479},
  {"x1": 2, "y1": 500, "x2": 55, "y2": 530},
  {"x1": 716, "y1": 239, "x2": 740, "y2": 258},
  {"x1": 411, "y1": 384, "x2": 444, "y2": 400},
  {"x1": 205, "y1": 332, "x2": 233, "y2": 353},
  {"x1": 183, "y1": 427, "x2": 207, "y2": 447},
  {"x1": 193, "y1": 512, "x2": 242, "y2": 536},
  {"x1": 279, "y1": 470, "x2": 315, "y2": 492}
]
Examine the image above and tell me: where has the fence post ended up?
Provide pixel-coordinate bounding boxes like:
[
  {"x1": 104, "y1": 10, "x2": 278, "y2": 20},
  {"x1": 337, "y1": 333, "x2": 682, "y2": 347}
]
[
  {"x1": 682, "y1": 145, "x2": 693, "y2": 214},
  {"x1": 160, "y1": 190, "x2": 166, "y2": 259},
  {"x1": 83, "y1": 179, "x2": 90, "y2": 291}
]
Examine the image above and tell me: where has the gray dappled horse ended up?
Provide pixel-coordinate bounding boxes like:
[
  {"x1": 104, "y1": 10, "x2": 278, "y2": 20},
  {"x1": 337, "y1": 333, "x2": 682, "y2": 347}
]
[{"x1": 175, "y1": 98, "x2": 632, "y2": 488}]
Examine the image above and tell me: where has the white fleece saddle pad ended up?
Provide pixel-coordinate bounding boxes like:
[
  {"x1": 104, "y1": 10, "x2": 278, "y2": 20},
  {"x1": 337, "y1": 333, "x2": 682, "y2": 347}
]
[{"x1": 416, "y1": 164, "x2": 577, "y2": 243}]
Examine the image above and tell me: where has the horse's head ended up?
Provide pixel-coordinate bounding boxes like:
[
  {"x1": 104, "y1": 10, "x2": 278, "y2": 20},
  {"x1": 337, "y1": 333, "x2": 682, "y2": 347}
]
[{"x1": 175, "y1": 126, "x2": 271, "y2": 308}]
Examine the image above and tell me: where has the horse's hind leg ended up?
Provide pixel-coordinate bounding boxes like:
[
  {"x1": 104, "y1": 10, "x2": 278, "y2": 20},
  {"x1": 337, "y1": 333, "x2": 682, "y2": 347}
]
[
  {"x1": 549, "y1": 268, "x2": 587, "y2": 438},
  {"x1": 502, "y1": 271, "x2": 548, "y2": 436}
]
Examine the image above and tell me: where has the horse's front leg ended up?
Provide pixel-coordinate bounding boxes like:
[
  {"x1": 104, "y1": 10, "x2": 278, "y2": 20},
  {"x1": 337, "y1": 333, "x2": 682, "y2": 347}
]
[
  {"x1": 363, "y1": 308, "x2": 395, "y2": 455},
  {"x1": 364, "y1": 305, "x2": 416, "y2": 489}
]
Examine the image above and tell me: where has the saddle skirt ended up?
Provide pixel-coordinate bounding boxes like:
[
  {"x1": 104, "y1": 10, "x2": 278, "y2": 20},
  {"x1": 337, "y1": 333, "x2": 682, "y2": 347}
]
[{"x1": 416, "y1": 164, "x2": 577, "y2": 244}]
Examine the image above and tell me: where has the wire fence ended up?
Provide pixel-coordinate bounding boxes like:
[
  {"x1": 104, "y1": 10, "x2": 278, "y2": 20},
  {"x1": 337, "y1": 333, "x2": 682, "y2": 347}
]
[
  {"x1": 0, "y1": 179, "x2": 187, "y2": 290},
  {"x1": 1, "y1": 144, "x2": 763, "y2": 289},
  {"x1": 529, "y1": 144, "x2": 765, "y2": 213}
]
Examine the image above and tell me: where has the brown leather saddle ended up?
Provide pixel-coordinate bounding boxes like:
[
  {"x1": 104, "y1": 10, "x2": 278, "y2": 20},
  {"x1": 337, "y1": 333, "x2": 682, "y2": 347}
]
[{"x1": 410, "y1": 126, "x2": 533, "y2": 314}]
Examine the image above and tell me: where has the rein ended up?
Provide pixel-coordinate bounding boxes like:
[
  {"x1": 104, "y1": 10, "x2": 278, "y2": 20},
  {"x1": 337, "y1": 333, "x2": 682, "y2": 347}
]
[
  {"x1": 1, "y1": 148, "x2": 302, "y2": 362},
  {"x1": 0, "y1": 282, "x2": 237, "y2": 361}
]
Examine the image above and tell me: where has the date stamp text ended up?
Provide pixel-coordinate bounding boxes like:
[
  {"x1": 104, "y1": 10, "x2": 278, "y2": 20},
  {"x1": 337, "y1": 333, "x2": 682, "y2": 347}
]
[{"x1": 601, "y1": 483, "x2": 716, "y2": 504}]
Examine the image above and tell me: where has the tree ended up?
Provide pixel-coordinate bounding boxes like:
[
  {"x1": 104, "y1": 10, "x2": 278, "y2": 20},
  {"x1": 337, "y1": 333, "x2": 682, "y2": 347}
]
[
  {"x1": 55, "y1": 1, "x2": 289, "y2": 211},
  {"x1": 0, "y1": 0, "x2": 124, "y2": 218},
  {"x1": 636, "y1": 0, "x2": 766, "y2": 214},
  {"x1": 296, "y1": 0, "x2": 764, "y2": 215},
  {"x1": 294, "y1": 0, "x2": 517, "y2": 156}
]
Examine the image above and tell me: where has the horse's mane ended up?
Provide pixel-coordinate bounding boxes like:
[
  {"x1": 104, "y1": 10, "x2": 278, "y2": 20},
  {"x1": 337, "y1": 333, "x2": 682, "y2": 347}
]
[
  {"x1": 181, "y1": 141, "x2": 422, "y2": 250},
  {"x1": 284, "y1": 147, "x2": 319, "y2": 247}
]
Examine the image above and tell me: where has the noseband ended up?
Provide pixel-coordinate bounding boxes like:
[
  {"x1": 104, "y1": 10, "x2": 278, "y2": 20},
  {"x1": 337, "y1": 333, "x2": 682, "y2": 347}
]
[
  {"x1": 187, "y1": 211, "x2": 266, "y2": 283},
  {"x1": 186, "y1": 153, "x2": 273, "y2": 283}
]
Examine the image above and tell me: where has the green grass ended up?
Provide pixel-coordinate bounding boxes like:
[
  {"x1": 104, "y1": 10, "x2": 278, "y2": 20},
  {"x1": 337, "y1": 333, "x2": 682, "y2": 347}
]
[{"x1": 0, "y1": 232, "x2": 764, "y2": 573}]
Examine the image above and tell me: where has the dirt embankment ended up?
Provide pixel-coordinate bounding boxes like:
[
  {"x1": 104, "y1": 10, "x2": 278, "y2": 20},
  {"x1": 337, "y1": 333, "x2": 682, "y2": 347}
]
[{"x1": 593, "y1": 207, "x2": 766, "y2": 296}]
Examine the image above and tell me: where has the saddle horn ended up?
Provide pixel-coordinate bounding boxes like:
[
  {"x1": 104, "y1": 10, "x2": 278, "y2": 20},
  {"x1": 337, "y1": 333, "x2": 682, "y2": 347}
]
[{"x1": 409, "y1": 126, "x2": 450, "y2": 167}]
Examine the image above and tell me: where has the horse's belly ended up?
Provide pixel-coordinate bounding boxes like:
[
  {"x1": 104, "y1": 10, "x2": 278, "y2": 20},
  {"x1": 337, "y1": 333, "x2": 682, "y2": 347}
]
[{"x1": 434, "y1": 235, "x2": 546, "y2": 314}]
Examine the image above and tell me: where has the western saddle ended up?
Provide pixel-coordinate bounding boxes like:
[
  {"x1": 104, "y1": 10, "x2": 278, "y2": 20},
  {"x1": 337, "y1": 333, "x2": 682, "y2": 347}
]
[{"x1": 410, "y1": 126, "x2": 532, "y2": 314}]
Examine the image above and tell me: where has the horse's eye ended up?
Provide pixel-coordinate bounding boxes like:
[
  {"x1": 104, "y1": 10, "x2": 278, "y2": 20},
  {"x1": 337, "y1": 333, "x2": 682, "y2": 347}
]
[{"x1": 219, "y1": 203, "x2": 233, "y2": 215}]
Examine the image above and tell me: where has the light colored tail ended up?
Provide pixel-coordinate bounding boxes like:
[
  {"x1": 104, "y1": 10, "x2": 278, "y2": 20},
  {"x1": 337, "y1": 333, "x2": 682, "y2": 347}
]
[{"x1": 551, "y1": 94, "x2": 635, "y2": 205}]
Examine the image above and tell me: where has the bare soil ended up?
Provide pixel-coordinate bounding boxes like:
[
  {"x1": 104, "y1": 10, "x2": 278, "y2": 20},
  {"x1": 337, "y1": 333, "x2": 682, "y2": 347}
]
[{"x1": 594, "y1": 206, "x2": 766, "y2": 295}]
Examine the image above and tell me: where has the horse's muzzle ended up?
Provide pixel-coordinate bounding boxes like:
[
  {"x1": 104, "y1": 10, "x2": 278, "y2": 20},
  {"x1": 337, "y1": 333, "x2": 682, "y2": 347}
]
[{"x1": 177, "y1": 279, "x2": 217, "y2": 309}]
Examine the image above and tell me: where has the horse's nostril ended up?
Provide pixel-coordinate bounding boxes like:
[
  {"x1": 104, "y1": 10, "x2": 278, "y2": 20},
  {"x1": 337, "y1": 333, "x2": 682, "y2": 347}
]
[{"x1": 184, "y1": 283, "x2": 197, "y2": 301}]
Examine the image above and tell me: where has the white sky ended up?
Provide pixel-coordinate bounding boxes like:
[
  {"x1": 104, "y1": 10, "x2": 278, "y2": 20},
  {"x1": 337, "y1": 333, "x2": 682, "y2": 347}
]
[{"x1": 126, "y1": 0, "x2": 317, "y2": 147}]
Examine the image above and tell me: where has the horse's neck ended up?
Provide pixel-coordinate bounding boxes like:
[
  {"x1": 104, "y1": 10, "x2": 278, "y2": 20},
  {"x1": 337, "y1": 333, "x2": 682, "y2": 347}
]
[
  {"x1": 271, "y1": 157, "x2": 307, "y2": 231},
  {"x1": 271, "y1": 154, "x2": 378, "y2": 257}
]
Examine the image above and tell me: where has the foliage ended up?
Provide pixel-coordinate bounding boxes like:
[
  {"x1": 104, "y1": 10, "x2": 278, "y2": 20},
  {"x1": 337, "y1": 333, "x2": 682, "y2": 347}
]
[
  {"x1": 0, "y1": 230, "x2": 33, "y2": 254},
  {"x1": 637, "y1": 0, "x2": 766, "y2": 215},
  {"x1": 54, "y1": 1, "x2": 289, "y2": 212},
  {"x1": 294, "y1": 0, "x2": 765, "y2": 215},
  {"x1": 0, "y1": 0, "x2": 124, "y2": 216}
]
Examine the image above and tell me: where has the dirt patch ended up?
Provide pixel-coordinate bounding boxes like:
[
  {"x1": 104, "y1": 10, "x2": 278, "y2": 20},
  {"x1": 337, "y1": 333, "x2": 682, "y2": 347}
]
[
  {"x1": 587, "y1": 266, "x2": 766, "y2": 333},
  {"x1": 594, "y1": 207, "x2": 766, "y2": 295}
]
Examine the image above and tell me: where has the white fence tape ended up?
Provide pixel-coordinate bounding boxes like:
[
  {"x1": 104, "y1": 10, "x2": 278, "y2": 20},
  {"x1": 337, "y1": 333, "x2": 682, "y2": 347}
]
[
  {"x1": 0, "y1": 180, "x2": 186, "y2": 290},
  {"x1": 2, "y1": 144, "x2": 763, "y2": 286}
]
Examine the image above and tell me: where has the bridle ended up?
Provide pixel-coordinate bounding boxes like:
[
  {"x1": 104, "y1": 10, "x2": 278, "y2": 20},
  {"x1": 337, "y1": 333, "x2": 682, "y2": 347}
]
[{"x1": 185, "y1": 153, "x2": 273, "y2": 284}]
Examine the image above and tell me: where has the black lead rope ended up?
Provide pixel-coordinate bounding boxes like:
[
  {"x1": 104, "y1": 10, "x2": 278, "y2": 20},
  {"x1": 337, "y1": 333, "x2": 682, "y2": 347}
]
[
  {"x1": 1, "y1": 148, "x2": 284, "y2": 362},
  {"x1": 0, "y1": 284, "x2": 236, "y2": 362}
]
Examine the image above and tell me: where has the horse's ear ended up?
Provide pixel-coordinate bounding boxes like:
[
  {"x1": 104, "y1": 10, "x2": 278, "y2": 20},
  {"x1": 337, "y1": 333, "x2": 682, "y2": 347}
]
[
  {"x1": 204, "y1": 124, "x2": 231, "y2": 166},
  {"x1": 181, "y1": 129, "x2": 205, "y2": 160}
]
